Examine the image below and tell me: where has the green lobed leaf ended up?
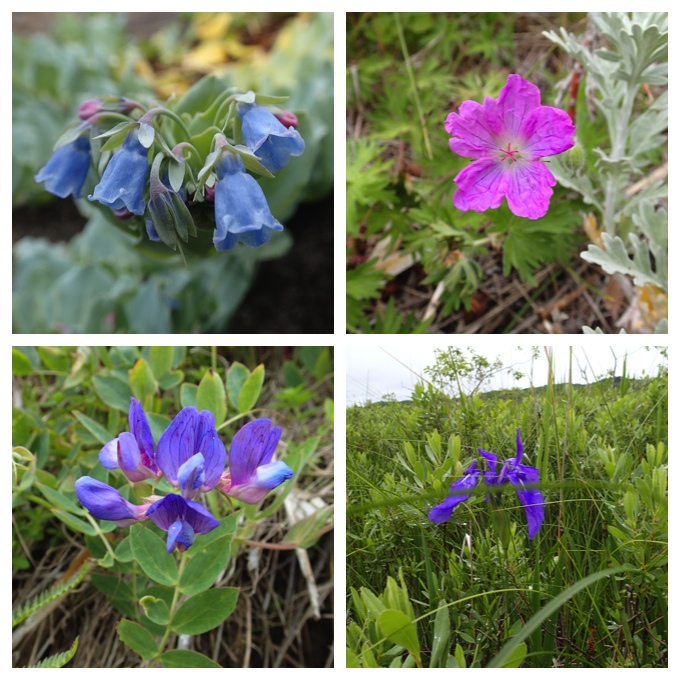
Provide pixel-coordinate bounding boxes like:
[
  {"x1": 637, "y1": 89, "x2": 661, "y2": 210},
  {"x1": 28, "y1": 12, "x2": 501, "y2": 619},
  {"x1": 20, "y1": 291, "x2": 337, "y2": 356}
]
[
  {"x1": 159, "y1": 650, "x2": 222, "y2": 668},
  {"x1": 196, "y1": 369, "x2": 227, "y2": 426},
  {"x1": 117, "y1": 619, "x2": 159, "y2": 661},
  {"x1": 129, "y1": 523, "x2": 178, "y2": 586},
  {"x1": 170, "y1": 587, "x2": 239, "y2": 635},
  {"x1": 238, "y1": 364, "x2": 265, "y2": 413}
]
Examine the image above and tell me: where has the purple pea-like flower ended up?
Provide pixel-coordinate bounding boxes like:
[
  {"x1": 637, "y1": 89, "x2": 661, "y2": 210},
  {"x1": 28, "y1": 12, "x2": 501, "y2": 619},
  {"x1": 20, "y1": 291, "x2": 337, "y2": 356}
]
[
  {"x1": 212, "y1": 152, "x2": 283, "y2": 251},
  {"x1": 99, "y1": 397, "x2": 160, "y2": 483},
  {"x1": 429, "y1": 429, "x2": 544, "y2": 539},
  {"x1": 75, "y1": 476, "x2": 150, "y2": 527},
  {"x1": 218, "y1": 419, "x2": 293, "y2": 505},
  {"x1": 445, "y1": 73, "x2": 575, "y2": 220},
  {"x1": 89, "y1": 129, "x2": 149, "y2": 215},
  {"x1": 155, "y1": 406, "x2": 226, "y2": 500},
  {"x1": 239, "y1": 103, "x2": 305, "y2": 173},
  {"x1": 145, "y1": 493, "x2": 220, "y2": 553},
  {"x1": 34, "y1": 135, "x2": 91, "y2": 199}
]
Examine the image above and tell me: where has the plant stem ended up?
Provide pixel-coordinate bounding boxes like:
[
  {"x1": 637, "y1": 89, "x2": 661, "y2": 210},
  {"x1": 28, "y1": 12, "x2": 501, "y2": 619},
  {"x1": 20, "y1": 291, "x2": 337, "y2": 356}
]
[{"x1": 394, "y1": 13, "x2": 433, "y2": 160}]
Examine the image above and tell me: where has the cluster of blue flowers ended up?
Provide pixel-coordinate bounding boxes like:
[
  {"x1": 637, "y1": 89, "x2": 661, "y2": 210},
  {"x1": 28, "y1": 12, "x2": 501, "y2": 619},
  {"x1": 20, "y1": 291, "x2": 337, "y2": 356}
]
[
  {"x1": 75, "y1": 398, "x2": 294, "y2": 553},
  {"x1": 35, "y1": 96, "x2": 304, "y2": 252},
  {"x1": 429, "y1": 429, "x2": 545, "y2": 539}
]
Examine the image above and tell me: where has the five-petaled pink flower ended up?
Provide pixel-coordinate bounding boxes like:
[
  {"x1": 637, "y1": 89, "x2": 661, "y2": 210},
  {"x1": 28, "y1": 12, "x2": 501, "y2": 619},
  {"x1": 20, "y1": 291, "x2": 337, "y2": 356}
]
[{"x1": 445, "y1": 74, "x2": 575, "y2": 220}]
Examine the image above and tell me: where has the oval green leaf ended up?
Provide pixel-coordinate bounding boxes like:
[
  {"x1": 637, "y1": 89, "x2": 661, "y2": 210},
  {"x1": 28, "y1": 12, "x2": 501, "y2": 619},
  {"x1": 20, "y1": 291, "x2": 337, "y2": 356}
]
[
  {"x1": 196, "y1": 369, "x2": 227, "y2": 426},
  {"x1": 117, "y1": 619, "x2": 158, "y2": 661},
  {"x1": 129, "y1": 524, "x2": 178, "y2": 586},
  {"x1": 171, "y1": 587, "x2": 239, "y2": 635},
  {"x1": 238, "y1": 364, "x2": 264, "y2": 413}
]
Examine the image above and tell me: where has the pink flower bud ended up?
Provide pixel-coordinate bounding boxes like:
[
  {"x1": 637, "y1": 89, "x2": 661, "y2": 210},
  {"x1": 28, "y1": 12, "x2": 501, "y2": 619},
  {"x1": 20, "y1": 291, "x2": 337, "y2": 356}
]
[
  {"x1": 78, "y1": 99, "x2": 103, "y2": 121},
  {"x1": 274, "y1": 109, "x2": 299, "y2": 129}
]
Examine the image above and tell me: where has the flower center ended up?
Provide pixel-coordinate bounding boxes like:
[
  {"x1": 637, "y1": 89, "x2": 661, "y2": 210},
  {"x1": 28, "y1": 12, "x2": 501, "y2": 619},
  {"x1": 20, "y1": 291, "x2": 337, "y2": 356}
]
[{"x1": 499, "y1": 142, "x2": 520, "y2": 163}]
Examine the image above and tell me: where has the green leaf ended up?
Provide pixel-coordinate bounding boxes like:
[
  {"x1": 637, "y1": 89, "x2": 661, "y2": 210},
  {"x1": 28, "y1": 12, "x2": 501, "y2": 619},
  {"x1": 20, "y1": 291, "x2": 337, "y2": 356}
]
[
  {"x1": 140, "y1": 596, "x2": 171, "y2": 625},
  {"x1": 72, "y1": 411, "x2": 114, "y2": 446},
  {"x1": 149, "y1": 346, "x2": 174, "y2": 380},
  {"x1": 196, "y1": 369, "x2": 227, "y2": 426},
  {"x1": 129, "y1": 523, "x2": 178, "y2": 586},
  {"x1": 117, "y1": 619, "x2": 159, "y2": 661},
  {"x1": 346, "y1": 648, "x2": 360, "y2": 668},
  {"x1": 283, "y1": 360, "x2": 304, "y2": 387},
  {"x1": 282, "y1": 506, "x2": 333, "y2": 549},
  {"x1": 36, "y1": 346, "x2": 70, "y2": 373},
  {"x1": 378, "y1": 609, "x2": 421, "y2": 665},
  {"x1": 28, "y1": 636, "x2": 79, "y2": 668},
  {"x1": 171, "y1": 587, "x2": 239, "y2": 634},
  {"x1": 158, "y1": 370, "x2": 184, "y2": 390},
  {"x1": 226, "y1": 362, "x2": 249, "y2": 409},
  {"x1": 93, "y1": 374, "x2": 133, "y2": 412},
  {"x1": 129, "y1": 357, "x2": 157, "y2": 406},
  {"x1": 159, "y1": 650, "x2": 221, "y2": 668},
  {"x1": 12, "y1": 348, "x2": 33, "y2": 375},
  {"x1": 179, "y1": 516, "x2": 238, "y2": 595},
  {"x1": 502, "y1": 641, "x2": 527, "y2": 668},
  {"x1": 36, "y1": 482, "x2": 82, "y2": 514},
  {"x1": 53, "y1": 509, "x2": 98, "y2": 536},
  {"x1": 430, "y1": 602, "x2": 450, "y2": 668},
  {"x1": 180, "y1": 383, "x2": 198, "y2": 408},
  {"x1": 488, "y1": 565, "x2": 638, "y2": 668},
  {"x1": 238, "y1": 364, "x2": 264, "y2": 413}
]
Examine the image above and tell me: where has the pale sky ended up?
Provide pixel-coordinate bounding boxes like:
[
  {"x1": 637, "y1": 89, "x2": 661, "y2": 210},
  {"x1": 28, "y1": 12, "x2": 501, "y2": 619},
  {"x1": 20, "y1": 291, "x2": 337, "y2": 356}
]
[{"x1": 346, "y1": 344, "x2": 666, "y2": 406}]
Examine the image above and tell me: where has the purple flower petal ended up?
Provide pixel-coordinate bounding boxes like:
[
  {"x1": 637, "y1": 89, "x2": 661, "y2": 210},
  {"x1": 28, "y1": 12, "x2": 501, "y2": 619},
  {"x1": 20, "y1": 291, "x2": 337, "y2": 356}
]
[
  {"x1": 445, "y1": 101, "x2": 499, "y2": 158},
  {"x1": 145, "y1": 494, "x2": 219, "y2": 552},
  {"x1": 428, "y1": 461, "x2": 480, "y2": 524},
  {"x1": 75, "y1": 476, "x2": 148, "y2": 527},
  {"x1": 493, "y1": 74, "x2": 541, "y2": 140},
  {"x1": 504, "y1": 160, "x2": 556, "y2": 220},
  {"x1": 226, "y1": 460, "x2": 294, "y2": 505},
  {"x1": 228, "y1": 419, "x2": 282, "y2": 487},
  {"x1": 129, "y1": 397, "x2": 156, "y2": 468},
  {"x1": 156, "y1": 407, "x2": 226, "y2": 492},
  {"x1": 507, "y1": 469, "x2": 544, "y2": 539},
  {"x1": 520, "y1": 106, "x2": 575, "y2": 159},
  {"x1": 453, "y1": 157, "x2": 508, "y2": 213}
]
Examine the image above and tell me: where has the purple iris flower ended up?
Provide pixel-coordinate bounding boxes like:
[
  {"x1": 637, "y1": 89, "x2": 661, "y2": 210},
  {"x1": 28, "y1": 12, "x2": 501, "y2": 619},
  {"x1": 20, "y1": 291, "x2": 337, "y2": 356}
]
[
  {"x1": 429, "y1": 429, "x2": 545, "y2": 539},
  {"x1": 155, "y1": 406, "x2": 226, "y2": 500},
  {"x1": 239, "y1": 103, "x2": 305, "y2": 173},
  {"x1": 34, "y1": 135, "x2": 91, "y2": 199},
  {"x1": 89, "y1": 129, "x2": 149, "y2": 215},
  {"x1": 99, "y1": 397, "x2": 160, "y2": 483},
  {"x1": 75, "y1": 476, "x2": 150, "y2": 527},
  {"x1": 445, "y1": 73, "x2": 575, "y2": 220},
  {"x1": 145, "y1": 493, "x2": 220, "y2": 553},
  {"x1": 218, "y1": 419, "x2": 293, "y2": 505},
  {"x1": 213, "y1": 152, "x2": 283, "y2": 251}
]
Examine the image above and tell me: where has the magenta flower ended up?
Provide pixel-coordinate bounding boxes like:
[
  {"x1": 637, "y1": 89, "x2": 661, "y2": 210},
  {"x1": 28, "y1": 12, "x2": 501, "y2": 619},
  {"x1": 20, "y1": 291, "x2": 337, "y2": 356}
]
[{"x1": 445, "y1": 74, "x2": 575, "y2": 220}]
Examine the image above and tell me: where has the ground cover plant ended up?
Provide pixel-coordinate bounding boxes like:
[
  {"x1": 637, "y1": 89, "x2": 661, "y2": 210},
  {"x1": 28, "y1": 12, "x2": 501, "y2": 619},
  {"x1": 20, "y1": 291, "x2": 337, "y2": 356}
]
[
  {"x1": 346, "y1": 12, "x2": 667, "y2": 333},
  {"x1": 346, "y1": 347, "x2": 667, "y2": 667},
  {"x1": 12, "y1": 346, "x2": 334, "y2": 667}
]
